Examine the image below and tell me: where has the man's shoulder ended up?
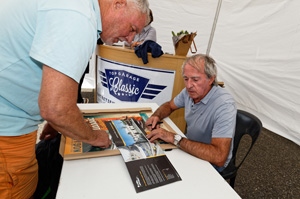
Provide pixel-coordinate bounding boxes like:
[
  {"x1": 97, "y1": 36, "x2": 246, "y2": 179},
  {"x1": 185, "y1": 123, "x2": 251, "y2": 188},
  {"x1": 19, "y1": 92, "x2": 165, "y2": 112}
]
[
  {"x1": 174, "y1": 88, "x2": 190, "y2": 108},
  {"x1": 212, "y1": 86, "x2": 235, "y2": 101},
  {"x1": 38, "y1": 0, "x2": 93, "y2": 16},
  {"x1": 206, "y1": 86, "x2": 235, "y2": 110}
]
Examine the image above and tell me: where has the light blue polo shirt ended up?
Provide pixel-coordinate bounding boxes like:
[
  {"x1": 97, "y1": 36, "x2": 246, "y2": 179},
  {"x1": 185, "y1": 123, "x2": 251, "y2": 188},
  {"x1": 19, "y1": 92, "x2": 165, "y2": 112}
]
[
  {"x1": 0, "y1": 0, "x2": 102, "y2": 136},
  {"x1": 174, "y1": 86, "x2": 237, "y2": 168}
]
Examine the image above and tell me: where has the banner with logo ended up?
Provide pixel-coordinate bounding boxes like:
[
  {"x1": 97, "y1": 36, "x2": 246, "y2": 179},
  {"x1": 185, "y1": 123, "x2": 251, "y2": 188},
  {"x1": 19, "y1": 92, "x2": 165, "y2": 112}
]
[{"x1": 97, "y1": 57, "x2": 175, "y2": 106}]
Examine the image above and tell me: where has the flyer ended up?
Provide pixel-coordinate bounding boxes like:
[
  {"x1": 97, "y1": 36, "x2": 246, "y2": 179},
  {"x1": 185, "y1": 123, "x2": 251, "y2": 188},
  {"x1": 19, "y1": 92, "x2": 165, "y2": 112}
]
[{"x1": 107, "y1": 118, "x2": 182, "y2": 193}]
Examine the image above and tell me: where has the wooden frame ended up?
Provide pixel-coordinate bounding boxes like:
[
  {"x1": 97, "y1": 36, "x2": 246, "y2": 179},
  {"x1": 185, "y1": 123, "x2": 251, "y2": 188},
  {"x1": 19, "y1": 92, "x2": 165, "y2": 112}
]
[{"x1": 59, "y1": 107, "x2": 177, "y2": 160}]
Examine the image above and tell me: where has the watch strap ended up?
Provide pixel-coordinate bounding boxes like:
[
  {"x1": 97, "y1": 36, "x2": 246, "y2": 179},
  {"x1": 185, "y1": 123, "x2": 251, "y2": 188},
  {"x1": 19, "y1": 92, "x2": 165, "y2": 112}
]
[{"x1": 174, "y1": 134, "x2": 183, "y2": 147}]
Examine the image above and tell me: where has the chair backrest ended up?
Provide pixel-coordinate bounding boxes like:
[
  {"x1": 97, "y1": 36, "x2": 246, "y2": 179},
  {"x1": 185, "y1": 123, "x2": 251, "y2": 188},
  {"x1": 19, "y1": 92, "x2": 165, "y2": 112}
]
[
  {"x1": 231, "y1": 110, "x2": 263, "y2": 169},
  {"x1": 220, "y1": 110, "x2": 262, "y2": 187}
]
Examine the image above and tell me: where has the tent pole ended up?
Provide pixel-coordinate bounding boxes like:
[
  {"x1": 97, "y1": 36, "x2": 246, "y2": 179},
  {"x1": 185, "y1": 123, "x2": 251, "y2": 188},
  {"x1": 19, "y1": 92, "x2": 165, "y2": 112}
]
[{"x1": 206, "y1": 0, "x2": 223, "y2": 56}]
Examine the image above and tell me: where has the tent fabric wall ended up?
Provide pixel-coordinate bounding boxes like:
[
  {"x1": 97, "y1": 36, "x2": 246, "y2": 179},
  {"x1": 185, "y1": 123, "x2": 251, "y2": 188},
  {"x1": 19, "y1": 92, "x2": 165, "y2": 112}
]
[{"x1": 150, "y1": 0, "x2": 300, "y2": 145}]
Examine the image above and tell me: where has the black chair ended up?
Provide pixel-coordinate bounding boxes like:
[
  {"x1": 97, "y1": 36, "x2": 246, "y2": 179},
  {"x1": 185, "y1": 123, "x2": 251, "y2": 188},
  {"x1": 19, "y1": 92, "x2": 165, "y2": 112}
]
[{"x1": 220, "y1": 110, "x2": 262, "y2": 188}]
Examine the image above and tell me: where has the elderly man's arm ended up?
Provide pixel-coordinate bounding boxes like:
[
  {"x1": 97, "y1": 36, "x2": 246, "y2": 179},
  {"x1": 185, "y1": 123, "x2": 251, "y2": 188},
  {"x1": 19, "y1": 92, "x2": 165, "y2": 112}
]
[
  {"x1": 146, "y1": 128, "x2": 231, "y2": 167},
  {"x1": 38, "y1": 65, "x2": 111, "y2": 148},
  {"x1": 179, "y1": 137, "x2": 231, "y2": 167},
  {"x1": 145, "y1": 99, "x2": 179, "y2": 130}
]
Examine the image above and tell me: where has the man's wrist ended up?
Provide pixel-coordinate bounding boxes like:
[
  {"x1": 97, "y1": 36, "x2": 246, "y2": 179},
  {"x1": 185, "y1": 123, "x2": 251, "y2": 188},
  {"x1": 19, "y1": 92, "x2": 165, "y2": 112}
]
[
  {"x1": 173, "y1": 134, "x2": 183, "y2": 147},
  {"x1": 150, "y1": 115, "x2": 161, "y2": 123}
]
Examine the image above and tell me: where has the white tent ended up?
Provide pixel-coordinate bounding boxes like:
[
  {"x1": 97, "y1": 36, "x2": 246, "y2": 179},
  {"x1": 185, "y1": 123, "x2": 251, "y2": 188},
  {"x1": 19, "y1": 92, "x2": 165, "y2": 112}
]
[
  {"x1": 150, "y1": 0, "x2": 300, "y2": 145},
  {"x1": 86, "y1": 0, "x2": 300, "y2": 145}
]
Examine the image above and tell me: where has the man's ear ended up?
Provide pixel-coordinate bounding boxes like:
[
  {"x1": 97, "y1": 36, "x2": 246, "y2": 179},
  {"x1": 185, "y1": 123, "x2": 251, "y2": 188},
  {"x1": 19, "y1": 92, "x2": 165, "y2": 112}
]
[
  {"x1": 114, "y1": 0, "x2": 127, "y2": 9},
  {"x1": 209, "y1": 76, "x2": 215, "y2": 85}
]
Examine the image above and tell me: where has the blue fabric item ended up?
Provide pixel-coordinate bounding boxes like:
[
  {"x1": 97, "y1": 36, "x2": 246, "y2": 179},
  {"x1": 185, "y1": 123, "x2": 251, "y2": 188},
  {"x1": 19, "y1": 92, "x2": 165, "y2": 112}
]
[
  {"x1": 134, "y1": 40, "x2": 163, "y2": 64},
  {"x1": 0, "y1": 0, "x2": 101, "y2": 136}
]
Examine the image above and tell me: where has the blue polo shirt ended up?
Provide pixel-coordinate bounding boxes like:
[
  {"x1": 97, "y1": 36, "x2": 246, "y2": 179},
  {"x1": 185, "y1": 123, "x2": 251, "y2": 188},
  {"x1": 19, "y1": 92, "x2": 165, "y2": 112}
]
[
  {"x1": 0, "y1": 0, "x2": 102, "y2": 136},
  {"x1": 174, "y1": 86, "x2": 237, "y2": 168}
]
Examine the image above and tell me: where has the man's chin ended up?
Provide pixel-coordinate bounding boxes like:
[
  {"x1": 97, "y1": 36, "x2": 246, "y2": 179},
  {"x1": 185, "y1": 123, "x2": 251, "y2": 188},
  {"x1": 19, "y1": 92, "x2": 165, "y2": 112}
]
[
  {"x1": 188, "y1": 92, "x2": 195, "y2": 97},
  {"x1": 188, "y1": 94, "x2": 198, "y2": 100}
]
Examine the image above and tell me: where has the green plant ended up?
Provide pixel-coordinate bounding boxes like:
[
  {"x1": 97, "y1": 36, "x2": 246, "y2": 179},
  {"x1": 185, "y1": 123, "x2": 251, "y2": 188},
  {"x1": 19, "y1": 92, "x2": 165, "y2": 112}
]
[{"x1": 172, "y1": 30, "x2": 191, "y2": 37}]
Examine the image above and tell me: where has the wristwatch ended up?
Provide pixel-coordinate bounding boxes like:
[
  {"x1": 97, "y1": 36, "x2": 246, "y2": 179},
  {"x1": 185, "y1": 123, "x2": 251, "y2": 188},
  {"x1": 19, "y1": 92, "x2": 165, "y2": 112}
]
[{"x1": 174, "y1": 134, "x2": 183, "y2": 147}]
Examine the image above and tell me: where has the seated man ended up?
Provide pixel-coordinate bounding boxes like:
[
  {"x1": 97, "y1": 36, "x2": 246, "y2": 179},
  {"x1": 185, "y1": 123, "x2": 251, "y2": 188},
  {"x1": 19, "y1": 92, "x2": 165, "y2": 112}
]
[{"x1": 146, "y1": 54, "x2": 237, "y2": 172}]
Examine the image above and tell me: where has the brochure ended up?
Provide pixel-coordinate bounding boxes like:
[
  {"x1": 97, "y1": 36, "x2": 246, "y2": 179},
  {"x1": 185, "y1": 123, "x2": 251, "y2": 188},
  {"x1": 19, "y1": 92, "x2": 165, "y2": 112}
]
[{"x1": 107, "y1": 118, "x2": 181, "y2": 193}]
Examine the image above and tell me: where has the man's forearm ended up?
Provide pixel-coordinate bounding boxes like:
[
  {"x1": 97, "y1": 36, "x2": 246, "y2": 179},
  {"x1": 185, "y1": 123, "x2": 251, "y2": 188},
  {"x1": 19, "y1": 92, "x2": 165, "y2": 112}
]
[
  {"x1": 46, "y1": 105, "x2": 99, "y2": 145},
  {"x1": 179, "y1": 138, "x2": 231, "y2": 167},
  {"x1": 39, "y1": 65, "x2": 101, "y2": 145},
  {"x1": 152, "y1": 101, "x2": 175, "y2": 120}
]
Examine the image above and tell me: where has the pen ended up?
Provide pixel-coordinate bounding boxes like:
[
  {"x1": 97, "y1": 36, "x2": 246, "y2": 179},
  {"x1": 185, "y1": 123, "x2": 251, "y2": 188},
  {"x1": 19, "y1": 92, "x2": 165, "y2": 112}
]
[{"x1": 147, "y1": 121, "x2": 163, "y2": 126}]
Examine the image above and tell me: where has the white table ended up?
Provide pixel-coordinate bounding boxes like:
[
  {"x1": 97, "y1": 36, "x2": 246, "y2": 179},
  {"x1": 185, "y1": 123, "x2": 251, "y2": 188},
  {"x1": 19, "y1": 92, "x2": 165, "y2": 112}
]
[{"x1": 56, "y1": 103, "x2": 240, "y2": 199}]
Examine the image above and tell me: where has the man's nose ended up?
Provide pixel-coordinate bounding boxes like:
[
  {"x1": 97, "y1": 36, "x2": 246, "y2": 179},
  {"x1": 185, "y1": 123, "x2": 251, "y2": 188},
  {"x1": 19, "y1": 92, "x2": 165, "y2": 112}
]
[
  {"x1": 126, "y1": 32, "x2": 137, "y2": 43},
  {"x1": 186, "y1": 79, "x2": 193, "y2": 88}
]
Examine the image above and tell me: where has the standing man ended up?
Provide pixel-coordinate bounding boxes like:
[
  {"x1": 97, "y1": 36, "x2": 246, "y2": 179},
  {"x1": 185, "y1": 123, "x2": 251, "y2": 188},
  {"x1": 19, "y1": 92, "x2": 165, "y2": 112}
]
[
  {"x1": 146, "y1": 54, "x2": 237, "y2": 172},
  {"x1": 0, "y1": 0, "x2": 149, "y2": 198}
]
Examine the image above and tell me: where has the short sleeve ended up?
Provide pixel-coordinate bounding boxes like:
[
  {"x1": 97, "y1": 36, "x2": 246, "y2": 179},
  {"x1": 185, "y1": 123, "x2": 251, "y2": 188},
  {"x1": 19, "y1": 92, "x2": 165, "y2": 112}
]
[
  {"x1": 212, "y1": 102, "x2": 237, "y2": 138},
  {"x1": 30, "y1": 9, "x2": 97, "y2": 82},
  {"x1": 174, "y1": 88, "x2": 187, "y2": 108}
]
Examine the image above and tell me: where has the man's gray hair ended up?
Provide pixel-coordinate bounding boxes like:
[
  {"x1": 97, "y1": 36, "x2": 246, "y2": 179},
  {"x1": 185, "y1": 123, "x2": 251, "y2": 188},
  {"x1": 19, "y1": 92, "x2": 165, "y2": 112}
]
[
  {"x1": 127, "y1": 0, "x2": 150, "y2": 24},
  {"x1": 128, "y1": 0, "x2": 149, "y2": 13},
  {"x1": 182, "y1": 54, "x2": 218, "y2": 86}
]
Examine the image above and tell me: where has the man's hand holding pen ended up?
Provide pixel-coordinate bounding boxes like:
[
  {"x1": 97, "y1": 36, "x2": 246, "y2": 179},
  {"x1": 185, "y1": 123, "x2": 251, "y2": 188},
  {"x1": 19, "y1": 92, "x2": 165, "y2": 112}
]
[
  {"x1": 145, "y1": 115, "x2": 162, "y2": 130},
  {"x1": 146, "y1": 116, "x2": 175, "y2": 144},
  {"x1": 147, "y1": 121, "x2": 163, "y2": 128}
]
